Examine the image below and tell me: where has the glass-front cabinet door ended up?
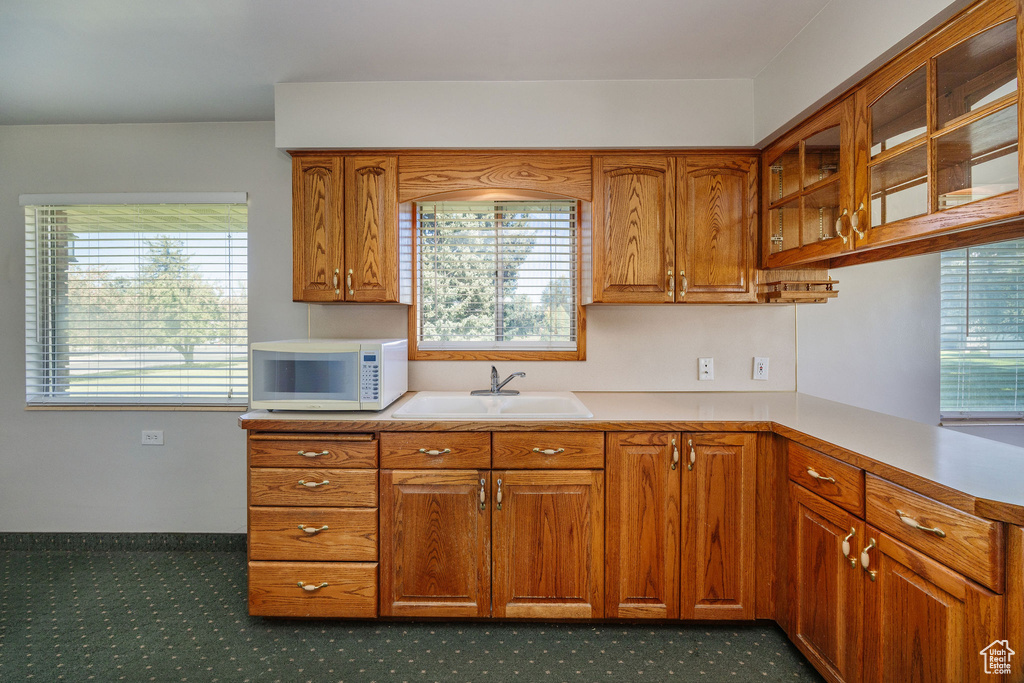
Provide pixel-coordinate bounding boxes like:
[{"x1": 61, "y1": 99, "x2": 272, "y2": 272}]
[
  {"x1": 762, "y1": 95, "x2": 866, "y2": 268},
  {"x1": 858, "y1": 0, "x2": 1020, "y2": 249}
]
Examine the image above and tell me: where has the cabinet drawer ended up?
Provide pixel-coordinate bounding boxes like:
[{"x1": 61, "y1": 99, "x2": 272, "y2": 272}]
[
  {"x1": 249, "y1": 468, "x2": 378, "y2": 507},
  {"x1": 248, "y1": 561, "x2": 378, "y2": 618},
  {"x1": 492, "y1": 432, "x2": 604, "y2": 469},
  {"x1": 249, "y1": 507, "x2": 377, "y2": 561},
  {"x1": 788, "y1": 442, "x2": 864, "y2": 516},
  {"x1": 380, "y1": 432, "x2": 490, "y2": 469},
  {"x1": 249, "y1": 434, "x2": 378, "y2": 468},
  {"x1": 865, "y1": 474, "x2": 1004, "y2": 592}
]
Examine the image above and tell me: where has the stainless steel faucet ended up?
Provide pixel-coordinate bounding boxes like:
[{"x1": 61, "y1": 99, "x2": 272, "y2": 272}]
[{"x1": 471, "y1": 366, "x2": 526, "y2": 396}]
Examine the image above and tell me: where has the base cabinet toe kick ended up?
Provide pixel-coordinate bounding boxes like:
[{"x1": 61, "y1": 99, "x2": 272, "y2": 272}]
[{"x1": 244, "y1": 428, "x2": 1024, "y2": 683}]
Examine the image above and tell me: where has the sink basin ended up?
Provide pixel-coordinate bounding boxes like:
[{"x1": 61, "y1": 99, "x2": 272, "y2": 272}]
[{"x1": 392, "y1": 391, "x2": 593, "y2": 419}]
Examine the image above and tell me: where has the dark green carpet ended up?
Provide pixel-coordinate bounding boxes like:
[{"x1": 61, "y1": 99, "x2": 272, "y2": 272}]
[{"x1": 0, "y1": 548, "x2": 823, "y2": 682}]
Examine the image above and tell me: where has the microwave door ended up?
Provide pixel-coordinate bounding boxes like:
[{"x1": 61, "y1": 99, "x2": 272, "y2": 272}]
[{"x1": 252, "y1": 349, "x2": 360, "y2": 408}]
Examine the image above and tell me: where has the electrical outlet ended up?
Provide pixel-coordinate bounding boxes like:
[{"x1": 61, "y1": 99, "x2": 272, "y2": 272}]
[
  {"x1": 141, "y1": 430, "x2": 164, "y2": 446},
  {"x1": 698, "y1": 357, "x2": 714, "y2": 381},
  {"x1": 753, "y1": 357, "x2": 769, "y2": 381}
]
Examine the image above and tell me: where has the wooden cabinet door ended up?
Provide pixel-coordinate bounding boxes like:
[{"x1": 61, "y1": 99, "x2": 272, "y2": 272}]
[
  {"x1": 379, "y1": 469, "x2": 490, "y2": 617},
  {"x1": 680, "y1": 432, "x2": 756, "y2": 619},
  {"x1": 676, "y1": 155, "x2": 758, "y2": 302},
  {"x1": 292, "y1": 155, "x2": 343, "y2": 301},
  {"x1": 861, "y1": 527, "x2": 1004, "y2": 683},
  {"x1": 789, "y1": 483, "x2": 864, "y2": 683},
  {"x1": 605, "y1": 432, "x2": 680, "y2": 618},
  {"x1": 591, "y1": 156, "x2": 675, "y2": 303},
  {"x1": 492, "y1": 469, "x2": 604, "y2": 619},
  {"x1": 344, "y1": 155, "x2": 399, "y2": 302}
]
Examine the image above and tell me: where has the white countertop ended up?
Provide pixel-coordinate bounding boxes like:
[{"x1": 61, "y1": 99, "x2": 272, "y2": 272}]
[{"x1": 240, "y1": 391, "x2": 1024, "y2": 520}]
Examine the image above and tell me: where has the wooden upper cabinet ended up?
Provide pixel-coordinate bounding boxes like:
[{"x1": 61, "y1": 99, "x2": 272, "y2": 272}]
[
  {"x1": 762, "y1": 94, "x2": 868, "y2": 269},
  {"x1": 292, "y1": 155, "x2": 344, "y2": 302},
  {"x1": 861, "y1": 527, "x2": 1004, "y2": 683},
  {"x1": 680, "y1": 432, "x2": 756, "y2": 620},
  {"x1": 492, "y1": 469, "x2": 604, "y2": 619},
  {"x1": 345, "y1": 156, "x2": 399, "y2": 302},
  {"x1": 591, "y1": 156, "x2": 676, "y2": 303},
  {"x1": 677, "y1": 155, "x2": 758, "y2": 302},
  {"x1": 604, "y1": 432, "x2": 681, "y2": 619},
  {"x1": 788, "y1": 483, "x2": 864, "y2": 683},
  {"x1": 291, "y1": 153, "x2": 405, "y2": 303}
]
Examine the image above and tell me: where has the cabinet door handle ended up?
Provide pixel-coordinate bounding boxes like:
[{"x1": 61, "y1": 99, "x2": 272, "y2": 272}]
[
  {"x1": 835, "y1": 210, "x2": 849, "y2": 245},
  {"x1": 333, "y1": 268, "x2": 340, "y2": 295},
  {"x1": 671, "y1": 437, "x2": 679, "y2": 470},
  {"x1": 531, "y1": 447, "x2": 565, "y2": 456},
  {"x1": 347, "y1": 268, "x2": 354, "y2": 295},
  {"x1": 841, "y1": 527, "x2": 856, "y2": 567},
  {"x1": 860, "y1": 538, "x2": 877, "y2": 581},
  {"x1": 896, "y1": 509, "x2": 946, "y2": 538},
  {"x1": 297, "y1": 480, "x2": 329, "y2": 488},
  {"x1": 851, "y1": 202, "x2": 866, "y2": 239},
  {"x1": 668, "y1": 270, "x2": 674, "y2": 295},
  {"x1": 678, "y1": 270, "x2": 688, "y2": 297},
  {"x1": 479, "y1": 478, "x2": 487, "y2": 510},
  {"x1": 298, "y1": 524, "x2": 329, "y2": 535},
  {"x1": 297, "y1": 581, "x2": 328, "y2": 591},
  {"x1": 806, "y1": 467, "x2": 836, "y2": 483},
  {"x1": 687, "y1": 439, "x2": 695, "y2": 471},
  {"x1": 496, "y1": 478, "x2": 503, "y2": 510},
  {"x1": 297, "y1": 450, "x2": 329, "y2": 458},
  {"x1": 418, "y1": 448, "x2": 451, "y2": 456}
]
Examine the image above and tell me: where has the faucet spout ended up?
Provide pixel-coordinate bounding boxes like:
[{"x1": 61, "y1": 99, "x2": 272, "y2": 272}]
[{"x1": 470, "y1": 366, "x2": 527, "y2": 396}]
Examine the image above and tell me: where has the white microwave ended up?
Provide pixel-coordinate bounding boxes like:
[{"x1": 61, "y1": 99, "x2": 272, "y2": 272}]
[{"x1": 249, "y1": 339, "x2": 408, "y2": 411}]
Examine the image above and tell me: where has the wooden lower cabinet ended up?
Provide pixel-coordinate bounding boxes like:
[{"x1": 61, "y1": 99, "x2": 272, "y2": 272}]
[
  {"x1": 862, "y1": 528, "x2": 1004, "y2": 683},
  {"x1": 248, "y1": 561, "x2": 378, "y2": 618},
  {"x1": 492, "y1": 469, "x2": 604, "y2": 618},
  {"x1": 789, "y1": 483, "x2": 864, "y2": 683},
  {"x1": 379, "y1": 469, "x2": 490, "y2": 617}
]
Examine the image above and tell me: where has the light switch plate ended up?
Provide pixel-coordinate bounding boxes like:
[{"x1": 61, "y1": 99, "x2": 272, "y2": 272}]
[{"x1": 698, "y1": 357, "x2": 714, "y2": 381}]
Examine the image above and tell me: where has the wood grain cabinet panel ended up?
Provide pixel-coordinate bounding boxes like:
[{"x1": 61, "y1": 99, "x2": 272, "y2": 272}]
[
  {"x1": 292, "y1": 155, "x2": 344, "y2": 301},
  {"x1": 591, "y1": 156, "x2": 676, "y2": 303},
  {"x1": 677, "y1": 155, "x2": 758, "y2": 302},
  {"x1": 344, "y1": 155, "x2": 399, "y2": 302},
  {"x1": 248, "y1": 468, "x2": 378, "y2": 507},
  {"x1": 492, "y1": 432, "x2": 603, "y2": 469},
  {"x1": 604, "y1": 432, "x2": 680, "y2": 619},
  {"x1": 787, "y1": 441, "x2": 864, "y2": 517},
  {"x1": 248, "y1": 434, "x2": 378, "y2": 469},
  {"x1": 680, "y1": 432, "x2": 757, "y2": 619},
  {"x1": 492, "y1": 469, "x2": 604, "y2": 619},
  {"x1": 789, "y1": 483, "x2": 864, "y2": 683},
  {"x1": 379, "y1": 469, "x2": 490, "y2": 618},
  {"x1": 248, "y1": 561, "x2": 378, "y2": 618},
  {"x1": 248, "y1": 506, "x2": 378, "y2": 561},
  {"x1": 862, "y1": 528, "x2": 1003, "y2": 683},
  {"x1": 380, "y1": 432, "x2": 491, "y2": 469},
  {"x1": 866, "y1": 474, "x2": 1004, "y2": 592}
]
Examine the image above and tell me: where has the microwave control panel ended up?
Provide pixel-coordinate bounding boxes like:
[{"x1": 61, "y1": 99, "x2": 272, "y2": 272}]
[{"x1": 360, "y1": 352, "x2": 380, "y2": 403}]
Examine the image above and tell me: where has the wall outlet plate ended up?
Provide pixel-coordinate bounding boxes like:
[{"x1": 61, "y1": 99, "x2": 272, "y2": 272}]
[
  {"x1": 142, "y1": 430, "x2": 164, "y2": 446},
  {"x1": 698, "y1": 357, "x2": 714, "y2": 381},
  {"x1": 753, "y1": 357, "x2": 769, "y2": 380}
]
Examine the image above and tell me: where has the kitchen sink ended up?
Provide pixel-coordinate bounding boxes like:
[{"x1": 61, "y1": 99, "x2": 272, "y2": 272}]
[{"x1": 391, "y1": 391, "x2": 593, "y2": 419}]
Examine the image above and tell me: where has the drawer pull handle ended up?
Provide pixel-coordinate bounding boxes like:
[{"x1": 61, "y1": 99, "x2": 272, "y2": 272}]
[
  {"x1": 671, "y1": 437, "x2": 678, "y2": 470},
  {"x1": 806, "y1": 467, "x2": 836, "y2": 483},
  {"x1": 896, "y1": 509, "x2": 946, "y2": 538},
  {"x1": 298, "y1": 450, "x2": 329, "y2": 458},
  {"x1": 841, "y1": 527, "x2": 856, "y2": 568},
  {"x1": 418, "y1": 448, "x2": 451, "y2": 456},
  {"x1": 687, "y1": 439, "x2": 695, "y2": 471},
  {"x1": 531, "y1": 448, "x2": 565, "y2": 456},
  {"x1": 298, "y1": 480, "x2": 329, "y2": 488},
  {"x1": 297, "y1": 581, "x2": 328, "y2": 591},
  {"x1": 298, "y1": 524, "x2": 328, "y2": 535},
  {"x1": 496, "y1": 478, "x2": 503, "y2": 510},
  {"x1": 860, "y1": 538, "x2": 877, "y2": 581}
]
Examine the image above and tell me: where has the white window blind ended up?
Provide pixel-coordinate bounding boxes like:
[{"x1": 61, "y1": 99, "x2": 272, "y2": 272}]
[
  {"x1": 941, "y1": 239, "x2": 1024, "y2": 418},
  {"x1": 25, "y1": 197, "x2": 248, "y2": 406},
  {"x1": 416, "y1": 200, "x2": 577, "y2": 351}
]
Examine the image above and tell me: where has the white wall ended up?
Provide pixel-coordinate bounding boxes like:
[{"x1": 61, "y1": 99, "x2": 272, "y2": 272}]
[
  {"x1": 275, "y1": 80, "x2": 755, "y2": 149},
  {"x1": 0, "y1": 122, "x2": 300, "y2": 532}
]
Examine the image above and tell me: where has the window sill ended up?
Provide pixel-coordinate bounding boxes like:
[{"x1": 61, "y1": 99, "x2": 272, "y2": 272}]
[
  {"x1": 25, "y1": 405, "x2": 246, "y2": 412},
  {"x1": 940, "y1": 418, "x2": 1024, "y2": 427}
]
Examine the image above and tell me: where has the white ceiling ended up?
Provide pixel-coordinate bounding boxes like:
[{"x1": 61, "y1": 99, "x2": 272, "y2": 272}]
[{"x1": 0, "y1": 0, "x2": 832, "y2": 125}]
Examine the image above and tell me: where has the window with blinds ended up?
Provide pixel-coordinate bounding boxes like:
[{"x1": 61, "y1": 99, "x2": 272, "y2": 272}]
[
  {"x1": 24, "y1": 194, "x2": 248, "y2": 406},
  {"x1": 940, "y1": 238, "x2": 1024, "y2": 419},
  {"x1": 415, "y1": 199, "x2": 579, "y2": 357}
]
